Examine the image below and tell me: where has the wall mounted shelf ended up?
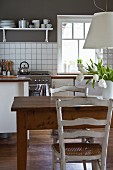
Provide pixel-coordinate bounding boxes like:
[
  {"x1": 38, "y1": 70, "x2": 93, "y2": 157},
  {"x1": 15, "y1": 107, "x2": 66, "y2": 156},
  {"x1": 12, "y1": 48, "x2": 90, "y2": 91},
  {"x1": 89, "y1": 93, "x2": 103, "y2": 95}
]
[{"x1": 0, "y1": 28, "x2": 53, "y2": 42}]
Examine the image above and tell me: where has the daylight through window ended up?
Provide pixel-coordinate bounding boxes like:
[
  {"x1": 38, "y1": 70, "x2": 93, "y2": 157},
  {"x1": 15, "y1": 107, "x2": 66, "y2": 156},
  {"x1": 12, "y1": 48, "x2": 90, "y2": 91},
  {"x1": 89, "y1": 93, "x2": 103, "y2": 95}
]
[{"x1": 57, "y1": 15, "x2": 97, "y2": 73}]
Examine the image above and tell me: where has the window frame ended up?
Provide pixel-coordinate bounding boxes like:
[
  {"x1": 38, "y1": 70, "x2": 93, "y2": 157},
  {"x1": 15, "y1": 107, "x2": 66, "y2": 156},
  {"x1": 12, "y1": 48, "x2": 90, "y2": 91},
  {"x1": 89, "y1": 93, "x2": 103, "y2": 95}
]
[{"x1": 57, "y1": 15, "x2": 94, "y2": 73}]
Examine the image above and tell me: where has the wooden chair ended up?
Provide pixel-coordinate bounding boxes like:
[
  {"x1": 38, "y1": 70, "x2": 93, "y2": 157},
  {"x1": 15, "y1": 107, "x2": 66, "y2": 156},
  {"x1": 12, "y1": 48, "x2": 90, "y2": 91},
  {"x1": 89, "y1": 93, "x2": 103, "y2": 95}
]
[
  {"x1": 50, "y1": 86, "x2": 90, "y2": 169},
  {"x1": 52, "y1": 96, "x2": 113, "y2": 170},
  {"x1": 50, "y1": 85, "x2": 89, "y2": 144}
]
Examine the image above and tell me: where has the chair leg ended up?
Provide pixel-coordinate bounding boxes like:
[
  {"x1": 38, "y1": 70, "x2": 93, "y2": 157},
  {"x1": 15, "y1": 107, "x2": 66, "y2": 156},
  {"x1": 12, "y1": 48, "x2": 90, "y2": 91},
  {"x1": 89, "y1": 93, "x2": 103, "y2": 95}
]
[
  {"x1": 27, "y1": 130, "x2": 30, "y2": 147},
  {"x1": 60, "y1": 159, "x2": 66, "y2": 170},
  {"x1": 83, "y1": 161, "x2": 87, "y2": 170},
  {"x1": 52, "y1": 148, "x2": 57, "y2": 170},
  {"x1": 92, "y1": 160, "x2": 100, "y2": 170}
]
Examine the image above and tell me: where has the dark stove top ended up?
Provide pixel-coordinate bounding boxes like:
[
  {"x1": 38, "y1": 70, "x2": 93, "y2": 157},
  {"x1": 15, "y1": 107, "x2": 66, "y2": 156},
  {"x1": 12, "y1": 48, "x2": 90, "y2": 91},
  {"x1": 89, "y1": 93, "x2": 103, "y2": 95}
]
[
  {"x1": 30, "y1": 71, "x2": 51, "y2": 75},
  {"x1": 18, "y1": 70, "x2": 51, "y2": 76}
]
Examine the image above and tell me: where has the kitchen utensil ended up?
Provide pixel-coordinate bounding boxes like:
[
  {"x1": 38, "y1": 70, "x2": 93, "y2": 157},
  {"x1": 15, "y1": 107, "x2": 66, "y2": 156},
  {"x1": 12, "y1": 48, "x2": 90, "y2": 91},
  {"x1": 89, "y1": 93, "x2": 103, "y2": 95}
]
[
  {"x1": 32, "y1": 20, "x2": 40, "y2": 28},
  {"x1": 19, "y1": 61, "x2": 29, "y2": 74},
  {"x1": 18, "y1": 19, "x2": 28, "y2": 28},
  {"x1": 43, "y1": 19, "x2": 50, "y2": 24},
  {"x1": 0, "y1": 20, "x2": 16, "y2": 28},
  {"x1": 41, "y1": 24, "x2": 46, "y2": 28},
  {"x1": 46, "y1": 24, "x2": 52, "y2": 28}
]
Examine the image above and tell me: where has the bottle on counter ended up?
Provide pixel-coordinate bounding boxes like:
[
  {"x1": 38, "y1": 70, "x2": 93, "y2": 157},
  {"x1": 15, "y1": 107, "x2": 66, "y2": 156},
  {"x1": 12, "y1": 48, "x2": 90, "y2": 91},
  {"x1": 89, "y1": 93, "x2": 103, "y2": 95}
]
[
  {"x1": 0, "y1": 60, "x2": 2, "y2": 75},
  {"x1": 7, "y1": 70, "x2": 10, "y2": 76},
  {"x1": 2, "y1": 59, "x2": 6, "y2": 76}
]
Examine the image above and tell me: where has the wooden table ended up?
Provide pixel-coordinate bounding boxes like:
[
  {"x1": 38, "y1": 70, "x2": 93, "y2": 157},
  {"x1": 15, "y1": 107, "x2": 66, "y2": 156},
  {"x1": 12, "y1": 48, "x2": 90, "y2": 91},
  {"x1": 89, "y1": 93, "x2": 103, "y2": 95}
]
[{"x1": 11, "y1": 96, "x2": 111, "y2": 170}]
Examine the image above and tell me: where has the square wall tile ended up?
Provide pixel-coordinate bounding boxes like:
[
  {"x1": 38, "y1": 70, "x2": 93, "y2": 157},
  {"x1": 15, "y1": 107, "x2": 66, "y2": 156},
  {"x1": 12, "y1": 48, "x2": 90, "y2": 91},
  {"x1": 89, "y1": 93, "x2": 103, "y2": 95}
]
[
  {"x1": 15, "y1": 43, "x2": 21, "y2": 48},
  {"x1": 32, "y1": 49, "x2": 36, "y2": 54},
  {"x1": 47, "y1": 43, "x2": 52, "y2": 48},
  {"x1": 26, "y1": 43, "x2": 32, "y2": 48},
  {"x1": 10, "y1": 49, "x2": 15, "y2": 54},
  {"x1": 0, "y1": 43, "x2": 5, "y2": 48},
  {"x1": 5, "y1": 43, "x2": 10, "y2": 48},
  {"x1": 20, "y1": 43, "x2": 26, "y2": 48},
  {"x1": 37, "y1": 43, "x2": 41, "y2": 48},
  {"x1": 37, "y1": 49, "x2": 41, "y2": 54},
  {"x1": 36, "y1": 60, "x2": 41, "y2": 64},
  {"x1": 0, "y1": 49, "x2": 4, "y2": 54},
  {"x1": 26, "y1": 49, "x2": 32, "y2": 54},
  {"x1": 37, "y1": 65, "x2": 41, "y2": 70},
  {"x1": 41, "y1": 43, "x2": 47, "y2": 48},
  {"x1": 16, "y1": 49, "x2": 21, "y2": 54},
  {"x1": 36, "y1": 54, "x2": 41, "y2": 59},
  {"x1": 21, "y1": 49, "x2": 25, "y2": 54},
  {"x1": 53, "y1": 43, "x2": 58, "y2": 48},
  {"x1": 32, "y1": 54, "x2": 37, "y2": 59},
  {"x1": 31, "y1": 43, "x2": 37, "y2": 48},
  {"x1": 5, "y1": 49, "x2": 10, "y2": 55},
  {"x1": 10, "y1": 43, "x2": 15, "y2": 48},
  {"x1": 26, "y1": 54, "x2": 32, "y2": 59}
]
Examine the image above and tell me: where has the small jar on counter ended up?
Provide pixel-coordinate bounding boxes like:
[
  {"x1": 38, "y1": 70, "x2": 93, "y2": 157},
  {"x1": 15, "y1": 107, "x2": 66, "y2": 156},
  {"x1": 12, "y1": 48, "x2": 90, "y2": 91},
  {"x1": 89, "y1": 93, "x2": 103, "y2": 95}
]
[{"x1": 7, "y1": 70, "x2": 10, "y2": 76}]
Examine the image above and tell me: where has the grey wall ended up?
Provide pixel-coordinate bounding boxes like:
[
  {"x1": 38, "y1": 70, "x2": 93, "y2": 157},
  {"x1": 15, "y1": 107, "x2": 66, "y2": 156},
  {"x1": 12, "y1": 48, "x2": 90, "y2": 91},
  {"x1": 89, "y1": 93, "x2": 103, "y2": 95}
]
[{"x1": 0, "y1": 0, "x2": 113, "y2": 42}]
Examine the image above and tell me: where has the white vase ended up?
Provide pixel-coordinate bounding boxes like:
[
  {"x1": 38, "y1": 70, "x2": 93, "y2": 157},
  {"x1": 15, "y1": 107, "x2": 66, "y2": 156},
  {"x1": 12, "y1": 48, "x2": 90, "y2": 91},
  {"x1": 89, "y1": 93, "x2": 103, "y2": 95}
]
[{"x1": 102, "y1": 80, "x2": 113, "y2": 99}]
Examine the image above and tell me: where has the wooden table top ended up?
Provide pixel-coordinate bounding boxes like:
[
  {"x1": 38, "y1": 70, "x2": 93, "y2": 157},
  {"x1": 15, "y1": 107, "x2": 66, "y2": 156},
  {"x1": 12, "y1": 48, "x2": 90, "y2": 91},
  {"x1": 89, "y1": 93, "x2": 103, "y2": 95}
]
[
  {"x1": 11, "y1": 96, "x2": 62, "y2": 111},
  {"x1": 11, "y1": 96, "x2": 106, "y2": 111}
]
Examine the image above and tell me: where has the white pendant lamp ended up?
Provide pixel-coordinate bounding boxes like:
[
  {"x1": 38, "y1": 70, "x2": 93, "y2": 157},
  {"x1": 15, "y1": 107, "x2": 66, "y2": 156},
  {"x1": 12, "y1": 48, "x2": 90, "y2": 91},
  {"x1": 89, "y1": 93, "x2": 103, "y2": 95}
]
[
  {"x1": 84, "y1": 12, "x2": 113, "y2": 49},
  {"x1": 84, "y1": 0, "x2": 113, "y2": 49}
]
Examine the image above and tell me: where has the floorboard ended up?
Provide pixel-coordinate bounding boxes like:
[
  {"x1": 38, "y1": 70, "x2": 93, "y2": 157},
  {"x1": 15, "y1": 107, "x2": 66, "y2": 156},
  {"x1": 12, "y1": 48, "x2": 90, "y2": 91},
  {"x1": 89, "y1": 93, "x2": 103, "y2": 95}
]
[{"x1": 0, "y1": 129, "x2": 113, "y2": 170}]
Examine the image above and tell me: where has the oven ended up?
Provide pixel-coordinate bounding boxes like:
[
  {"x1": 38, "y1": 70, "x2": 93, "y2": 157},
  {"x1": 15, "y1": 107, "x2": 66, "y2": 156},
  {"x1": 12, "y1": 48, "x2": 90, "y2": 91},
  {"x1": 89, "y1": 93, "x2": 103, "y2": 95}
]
[{"x1": 18, "y1": 71, "x2": 51, "y2": 96}]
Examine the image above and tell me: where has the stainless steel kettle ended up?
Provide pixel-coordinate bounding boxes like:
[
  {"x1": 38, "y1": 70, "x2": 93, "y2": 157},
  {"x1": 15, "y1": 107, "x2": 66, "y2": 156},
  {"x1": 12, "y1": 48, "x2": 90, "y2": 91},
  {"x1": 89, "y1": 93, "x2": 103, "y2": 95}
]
[
  {"x1": 19, "y1": 61, "x2": 29, "y2": 74},
  {"x1": 18, "y1": 18, "x2": 29, "y2": 28}
]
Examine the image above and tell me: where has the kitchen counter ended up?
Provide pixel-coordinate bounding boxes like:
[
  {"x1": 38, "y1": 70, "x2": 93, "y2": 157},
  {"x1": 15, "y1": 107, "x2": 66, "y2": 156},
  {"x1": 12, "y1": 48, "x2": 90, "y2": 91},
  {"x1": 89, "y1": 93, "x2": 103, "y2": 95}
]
[
  {"x1": 51, "y1": 74, "x2": 93, "y2": 79},
  {"x1": 0, "y1": 76, "x2": 31, "y2": 82}
]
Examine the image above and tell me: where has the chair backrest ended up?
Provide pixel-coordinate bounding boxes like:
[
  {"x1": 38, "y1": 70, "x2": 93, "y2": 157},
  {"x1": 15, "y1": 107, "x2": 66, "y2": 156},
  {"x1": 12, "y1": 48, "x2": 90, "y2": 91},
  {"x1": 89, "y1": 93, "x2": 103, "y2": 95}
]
[
  {"x1": 56, "y1": 96, "x2": 113, "y2": 165},
  {"x1": 50, "y1": 85, "x2": 88, "y2": 96}
]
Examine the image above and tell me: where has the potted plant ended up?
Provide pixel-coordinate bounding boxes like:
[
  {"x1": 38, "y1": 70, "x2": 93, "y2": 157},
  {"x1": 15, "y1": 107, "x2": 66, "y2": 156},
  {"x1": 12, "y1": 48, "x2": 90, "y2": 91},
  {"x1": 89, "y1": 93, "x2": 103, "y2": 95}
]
[
  {"x1": 76, "y1": 57, "x2": 113, "y2": 98},
  {"x1": 77, "y1": 59, "x2": 83, "y2": 71}
]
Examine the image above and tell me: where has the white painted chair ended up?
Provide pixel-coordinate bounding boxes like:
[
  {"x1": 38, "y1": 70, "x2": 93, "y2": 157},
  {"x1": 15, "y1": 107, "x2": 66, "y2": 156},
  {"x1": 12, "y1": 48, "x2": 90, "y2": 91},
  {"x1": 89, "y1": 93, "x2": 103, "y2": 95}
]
[
  {"x1": 50, "y1": 85, "x2": 89, "y2": 144},
  {"x1": 50, "y1": 86, "x2": 90, "y2": 169},
  {"x1": 52, "y1": 96, "x2": 113, "y2": 170}
]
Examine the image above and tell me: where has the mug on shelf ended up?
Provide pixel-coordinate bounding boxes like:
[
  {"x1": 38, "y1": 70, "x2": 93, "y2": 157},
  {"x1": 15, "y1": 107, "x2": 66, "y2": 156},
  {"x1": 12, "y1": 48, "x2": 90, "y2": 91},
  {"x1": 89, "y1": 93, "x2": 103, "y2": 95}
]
[
  {"x1": 46, "y1": 24, "x2": 52, "y2": 28},
  {"x1": 32, "y1": 20, "x2": 40, "y2": 28},
  {"x1": 41, "y1": 24, "x2": 46, "y2": 28},
  {"x1": 43, "y1": 19, "x2": 50, "y2": 24}
]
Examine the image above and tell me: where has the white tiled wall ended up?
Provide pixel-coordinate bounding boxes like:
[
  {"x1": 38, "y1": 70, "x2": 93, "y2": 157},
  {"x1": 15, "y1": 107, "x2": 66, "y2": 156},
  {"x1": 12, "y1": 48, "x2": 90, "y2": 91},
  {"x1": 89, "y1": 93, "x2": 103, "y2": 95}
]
[
  {"x1": 103, "y1": 49, "x2": 113, "y2": 67},
  {"x1": 0, "y1": 42, "x2": 57, "y2": 75}
]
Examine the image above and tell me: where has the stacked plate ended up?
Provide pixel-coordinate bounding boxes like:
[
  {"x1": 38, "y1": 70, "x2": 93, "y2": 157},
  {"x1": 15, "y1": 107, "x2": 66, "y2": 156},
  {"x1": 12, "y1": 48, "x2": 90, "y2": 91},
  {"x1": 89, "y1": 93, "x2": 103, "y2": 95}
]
[{"x1": 0, "y1": 20, "x2": 16, "y2": 28}]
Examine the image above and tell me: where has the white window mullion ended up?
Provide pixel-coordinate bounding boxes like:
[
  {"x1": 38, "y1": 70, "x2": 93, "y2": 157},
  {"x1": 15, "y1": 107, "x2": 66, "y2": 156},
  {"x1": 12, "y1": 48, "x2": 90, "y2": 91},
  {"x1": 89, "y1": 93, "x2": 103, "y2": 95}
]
[
  {"x1": 57, "y1": 15, "x2": 95, "y2": 73},
  {"x1": 78, "y1": 40, "x2": 80, "y2": 60}
]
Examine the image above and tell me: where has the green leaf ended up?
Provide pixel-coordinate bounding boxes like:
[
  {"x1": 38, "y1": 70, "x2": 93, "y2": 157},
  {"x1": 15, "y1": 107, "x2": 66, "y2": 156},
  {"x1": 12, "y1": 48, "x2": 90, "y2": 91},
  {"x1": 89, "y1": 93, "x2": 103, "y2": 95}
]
[
  {"x1": 92, "y1": 80, "x2": 95, "y2": 88},
  {"x1": 86, "y1": 79, "x2": 92, "y2": 85}
]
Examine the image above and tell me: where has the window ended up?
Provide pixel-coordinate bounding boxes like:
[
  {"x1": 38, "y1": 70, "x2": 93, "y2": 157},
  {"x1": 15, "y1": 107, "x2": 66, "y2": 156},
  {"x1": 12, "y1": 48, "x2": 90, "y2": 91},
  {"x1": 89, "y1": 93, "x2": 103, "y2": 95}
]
[{"x1": 57, "y1": 15, "x2": 98, "y2": 73}]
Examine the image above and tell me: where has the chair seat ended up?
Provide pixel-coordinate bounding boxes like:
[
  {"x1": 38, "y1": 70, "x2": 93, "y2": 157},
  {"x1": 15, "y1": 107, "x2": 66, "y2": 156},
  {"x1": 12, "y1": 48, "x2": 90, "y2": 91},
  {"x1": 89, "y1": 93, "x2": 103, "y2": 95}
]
[{"x1": 52, "y1": 143, "x2": 102, "y2": 156}]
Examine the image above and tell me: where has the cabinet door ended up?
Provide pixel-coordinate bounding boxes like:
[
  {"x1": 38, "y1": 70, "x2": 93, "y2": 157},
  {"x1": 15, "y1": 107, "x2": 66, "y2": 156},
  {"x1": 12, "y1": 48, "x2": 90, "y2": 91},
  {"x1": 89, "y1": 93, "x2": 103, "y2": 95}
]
[
  {"x1": 0, "y1": 82, "x2": 29, "y2": 133},
  {"x1": 52, "y1": 79, "x2": 74, "y2": 96}
]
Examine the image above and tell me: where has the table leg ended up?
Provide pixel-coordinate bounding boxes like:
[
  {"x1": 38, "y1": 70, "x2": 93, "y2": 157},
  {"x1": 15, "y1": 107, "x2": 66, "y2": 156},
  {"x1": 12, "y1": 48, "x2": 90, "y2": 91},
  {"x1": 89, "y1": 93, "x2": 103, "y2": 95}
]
[{"x1": 17, "y1": 112, "x2": 27, "y2": 170}]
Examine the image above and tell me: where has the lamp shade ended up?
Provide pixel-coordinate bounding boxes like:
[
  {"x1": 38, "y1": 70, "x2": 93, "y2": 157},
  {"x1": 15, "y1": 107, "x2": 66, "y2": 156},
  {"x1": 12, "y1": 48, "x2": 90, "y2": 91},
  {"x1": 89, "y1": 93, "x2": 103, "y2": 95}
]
[{"x1": 83, "y1": 12, "x2": 113, "y2": 49}]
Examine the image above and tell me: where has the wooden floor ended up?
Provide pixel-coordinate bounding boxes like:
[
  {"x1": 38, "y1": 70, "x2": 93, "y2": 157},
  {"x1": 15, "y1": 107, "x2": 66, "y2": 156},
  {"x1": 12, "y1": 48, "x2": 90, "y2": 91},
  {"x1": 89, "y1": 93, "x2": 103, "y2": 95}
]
[{"x1": 0, "y1": 129, "x2": 113, "y2": 170}]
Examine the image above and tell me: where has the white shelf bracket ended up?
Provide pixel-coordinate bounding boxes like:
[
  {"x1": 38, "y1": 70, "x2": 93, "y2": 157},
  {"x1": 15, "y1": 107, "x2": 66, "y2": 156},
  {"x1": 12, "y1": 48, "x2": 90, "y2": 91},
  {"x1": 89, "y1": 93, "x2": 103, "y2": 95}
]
[
  {"x1": 45, "y1": 29, "x2": 48, "y2": 42},
  {"x1": 3, "y1": 29, "x2": 6, "y2": 42}
]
